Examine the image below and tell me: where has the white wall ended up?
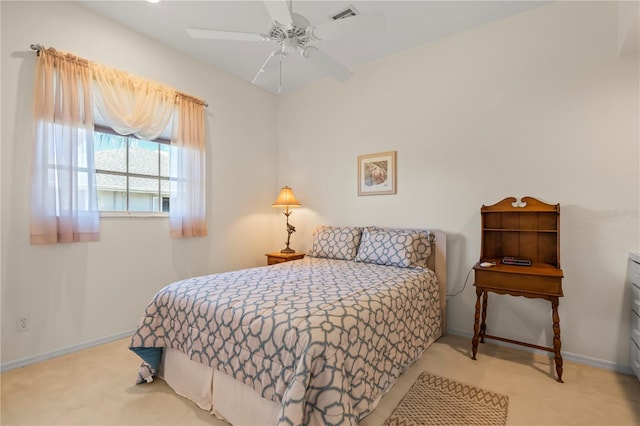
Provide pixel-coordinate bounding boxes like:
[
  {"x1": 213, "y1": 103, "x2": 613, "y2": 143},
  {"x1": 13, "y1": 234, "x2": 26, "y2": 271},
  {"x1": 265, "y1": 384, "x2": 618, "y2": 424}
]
[
  {"x1": 1, "y1": 1, "x2": 279, "y2": 365},
  {"x1": 278, "y1": 1, "x2": 639, "y2": 370}
]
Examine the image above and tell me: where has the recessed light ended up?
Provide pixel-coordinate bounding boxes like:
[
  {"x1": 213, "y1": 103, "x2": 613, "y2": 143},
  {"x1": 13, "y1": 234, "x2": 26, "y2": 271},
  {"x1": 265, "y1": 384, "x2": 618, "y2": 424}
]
[{"x1": 146, "y1": 0, "x2": 160, "y2": 3}]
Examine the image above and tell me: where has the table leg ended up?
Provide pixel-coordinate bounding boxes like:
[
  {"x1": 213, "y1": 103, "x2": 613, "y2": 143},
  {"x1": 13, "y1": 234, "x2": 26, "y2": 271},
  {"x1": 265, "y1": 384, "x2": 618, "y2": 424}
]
[
  {"x1": 551, "y1": 297, "x2": 564, "y2": 383},
  {"x1": 480, "y1": 291, "x2": 488, "y2": 343},
  {"x1": 471, "y1": 287, "x2": 483, "y2": 360}
]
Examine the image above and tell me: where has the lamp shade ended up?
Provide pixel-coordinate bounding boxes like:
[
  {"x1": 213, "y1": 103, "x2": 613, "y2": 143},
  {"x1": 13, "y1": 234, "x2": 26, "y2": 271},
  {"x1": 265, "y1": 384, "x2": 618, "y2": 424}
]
[{"x1": 272, "y1": 186, "x2": 301, "y2": 208}]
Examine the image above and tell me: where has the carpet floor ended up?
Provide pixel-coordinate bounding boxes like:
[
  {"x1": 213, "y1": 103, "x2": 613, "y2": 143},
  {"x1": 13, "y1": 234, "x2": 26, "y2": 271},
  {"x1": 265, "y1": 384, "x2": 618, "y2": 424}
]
[{"x1": 1, "y1": 334, "x2": 639, "y2": 425}]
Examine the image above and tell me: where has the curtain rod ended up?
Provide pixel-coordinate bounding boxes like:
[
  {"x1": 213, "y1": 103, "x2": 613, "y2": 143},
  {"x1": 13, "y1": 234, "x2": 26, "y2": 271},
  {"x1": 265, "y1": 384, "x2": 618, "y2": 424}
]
[
  {"x1": 30, "y1": 44, "x2": 44, "y2": 54},
  {"x1": 30, "y1": 43, "x2": 209, "y2": 108}
]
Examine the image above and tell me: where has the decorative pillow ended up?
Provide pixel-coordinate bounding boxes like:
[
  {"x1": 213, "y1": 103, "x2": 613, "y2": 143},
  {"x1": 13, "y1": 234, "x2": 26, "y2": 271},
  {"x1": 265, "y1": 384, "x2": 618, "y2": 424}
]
[
  {"x1": 355, "y1": 227, "x2": 432, "y2": 268},
  {"x1": 307, "y1": 226, "x2": 363, "y2": 261}
]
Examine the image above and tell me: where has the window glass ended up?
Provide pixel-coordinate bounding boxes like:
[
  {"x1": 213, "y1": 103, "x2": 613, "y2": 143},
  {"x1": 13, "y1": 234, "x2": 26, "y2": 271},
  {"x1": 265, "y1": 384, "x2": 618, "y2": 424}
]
[
  {"x1": 94, "y1": 133, "x2": 126, "y2": 173},
  {"x1": 129, "y1": 177, "x2": 160, "y2": 212},
  {"x1": 160, "y1": 180, "x2": 170, "y2": 212},
  {"x1": 129, "y1": 140, "x2": 159, "y2": 176},
  {"x1": 93, "y1": 130, "x2": 170, "y2": 213},
  {"x1": 160, "y1": 144, "x2": 170, "y2": 177},
  {"x1": 96, "y1": 174, "x2": 127, "y2": 211}
]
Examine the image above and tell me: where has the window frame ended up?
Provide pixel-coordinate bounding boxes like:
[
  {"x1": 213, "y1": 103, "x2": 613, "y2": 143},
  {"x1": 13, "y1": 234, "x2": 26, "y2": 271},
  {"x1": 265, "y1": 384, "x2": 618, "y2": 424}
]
[{"x1": 94, "y1": 125, "x2": 171, "y2": 218}]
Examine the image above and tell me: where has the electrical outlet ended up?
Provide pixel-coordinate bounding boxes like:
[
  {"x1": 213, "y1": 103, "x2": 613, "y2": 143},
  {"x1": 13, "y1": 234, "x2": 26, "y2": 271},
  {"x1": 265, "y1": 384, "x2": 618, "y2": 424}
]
[{"x1": 17, "y1": 316, "x2": 30, "y2": 331}]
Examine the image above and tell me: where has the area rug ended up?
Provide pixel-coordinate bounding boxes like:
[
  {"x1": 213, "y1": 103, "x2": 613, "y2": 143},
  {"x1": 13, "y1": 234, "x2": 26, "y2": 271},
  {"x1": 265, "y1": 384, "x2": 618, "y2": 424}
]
[{"x1": 383, "y1": 372, "x2": 509, "y2": 426}]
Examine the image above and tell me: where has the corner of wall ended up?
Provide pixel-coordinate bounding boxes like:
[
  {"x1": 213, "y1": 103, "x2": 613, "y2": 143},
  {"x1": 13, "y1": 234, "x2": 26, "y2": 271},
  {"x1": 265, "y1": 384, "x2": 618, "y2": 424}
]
[{"x1": 618, "y1": 1, "x2": 640, "y2": 55}]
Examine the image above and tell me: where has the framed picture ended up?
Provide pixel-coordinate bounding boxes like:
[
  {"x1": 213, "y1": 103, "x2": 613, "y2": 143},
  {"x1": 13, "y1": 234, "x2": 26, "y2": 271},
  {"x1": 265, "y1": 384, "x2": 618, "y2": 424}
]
[{"x1": 357, "y1": 151, "x2": 397, "y2": 196}]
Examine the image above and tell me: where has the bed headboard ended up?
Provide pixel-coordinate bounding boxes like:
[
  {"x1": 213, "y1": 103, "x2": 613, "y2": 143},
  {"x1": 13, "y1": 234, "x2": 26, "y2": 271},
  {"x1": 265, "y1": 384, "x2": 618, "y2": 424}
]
[{"x1": 427, "y1": 229, "x2": 447, "y2": 336}]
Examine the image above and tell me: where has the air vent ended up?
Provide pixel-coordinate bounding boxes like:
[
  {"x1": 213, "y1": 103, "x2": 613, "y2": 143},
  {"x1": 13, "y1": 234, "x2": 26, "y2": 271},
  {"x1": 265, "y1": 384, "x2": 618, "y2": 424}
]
[{"x1": 331, "y1": 6, "x2": 359, "y2": 20}]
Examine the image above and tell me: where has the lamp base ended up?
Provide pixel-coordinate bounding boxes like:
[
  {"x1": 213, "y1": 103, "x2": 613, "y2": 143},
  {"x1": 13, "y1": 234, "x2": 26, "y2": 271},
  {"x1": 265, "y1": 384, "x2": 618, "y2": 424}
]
[{"x1": 280, "y1": 247, "x2": 295, "y2": 254}]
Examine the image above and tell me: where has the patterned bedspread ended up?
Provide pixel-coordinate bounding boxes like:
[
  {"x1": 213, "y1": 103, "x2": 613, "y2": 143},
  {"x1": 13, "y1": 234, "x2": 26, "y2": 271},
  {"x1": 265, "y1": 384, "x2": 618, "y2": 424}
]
[{"x1": 130, "y1": 257, "x2": 441, "y2": 425}]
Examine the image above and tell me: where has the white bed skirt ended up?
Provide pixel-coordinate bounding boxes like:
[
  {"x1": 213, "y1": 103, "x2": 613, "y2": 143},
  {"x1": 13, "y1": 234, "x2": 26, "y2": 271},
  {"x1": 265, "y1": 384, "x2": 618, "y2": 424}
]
[
  {"x1": 160, "y1": 348, "x2": 281, "y2": 425},
  {"x1": 158, "y1": 335, "x2": 437, "y2": 426}
]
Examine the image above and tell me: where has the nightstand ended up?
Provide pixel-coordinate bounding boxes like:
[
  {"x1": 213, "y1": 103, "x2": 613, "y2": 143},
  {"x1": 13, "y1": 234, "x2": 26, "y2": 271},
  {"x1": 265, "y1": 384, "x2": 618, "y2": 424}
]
[{"x1": 265, "y1": 252, "x2": 305, "y2": 265}]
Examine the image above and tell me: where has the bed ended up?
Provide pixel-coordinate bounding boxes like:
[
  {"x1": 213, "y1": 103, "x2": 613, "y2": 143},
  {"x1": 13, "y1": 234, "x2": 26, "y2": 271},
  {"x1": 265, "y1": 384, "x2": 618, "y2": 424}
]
[{"x1": 130, "y1": 226, "x2": 446, "y2": 425}]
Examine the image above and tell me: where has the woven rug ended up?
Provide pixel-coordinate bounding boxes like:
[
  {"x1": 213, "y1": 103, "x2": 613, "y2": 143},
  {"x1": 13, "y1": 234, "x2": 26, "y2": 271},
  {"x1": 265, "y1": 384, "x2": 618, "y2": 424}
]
[{"x1": 383, "y1": 372, "x2": 509, "y2": 426}]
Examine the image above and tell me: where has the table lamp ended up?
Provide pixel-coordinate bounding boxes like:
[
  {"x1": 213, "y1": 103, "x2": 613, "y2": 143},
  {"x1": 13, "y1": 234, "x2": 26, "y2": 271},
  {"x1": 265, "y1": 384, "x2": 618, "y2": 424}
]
[{"x1": 272, "y1": 186, "x2": 301, "y2": 253}]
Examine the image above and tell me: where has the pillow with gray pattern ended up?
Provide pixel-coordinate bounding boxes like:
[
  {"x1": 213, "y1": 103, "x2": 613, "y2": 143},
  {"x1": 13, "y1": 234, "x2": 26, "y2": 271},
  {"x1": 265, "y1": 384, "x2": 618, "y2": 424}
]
[
  {"x1": 355, "y1": 227, "x2": 432, "y2": 268},
  {"x1": 307, "y1": 226, "x2": 363, "y2": 261}
]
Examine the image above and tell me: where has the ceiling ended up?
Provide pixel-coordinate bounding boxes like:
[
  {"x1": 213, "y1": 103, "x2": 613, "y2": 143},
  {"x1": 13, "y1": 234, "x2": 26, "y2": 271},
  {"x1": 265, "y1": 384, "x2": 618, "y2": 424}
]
[{"x1": 77, "y1": 1, "x2": 548, "y2": 94}]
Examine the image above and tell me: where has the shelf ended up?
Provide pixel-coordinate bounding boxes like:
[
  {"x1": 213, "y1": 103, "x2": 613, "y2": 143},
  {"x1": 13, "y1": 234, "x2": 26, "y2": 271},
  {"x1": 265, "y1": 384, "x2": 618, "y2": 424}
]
[
  {"x1": 475, "y1": 260, "x2": 563, "y2": 277},
  {"x1": 483, "y1": 228, "x2": 557, "y2": 233}
]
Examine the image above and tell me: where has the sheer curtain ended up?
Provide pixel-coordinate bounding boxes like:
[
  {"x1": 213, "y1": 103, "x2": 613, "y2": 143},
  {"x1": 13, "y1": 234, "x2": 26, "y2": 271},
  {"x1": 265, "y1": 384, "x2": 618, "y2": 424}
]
[
  {"x1": 30, "y1": 48, "x2": 100, "y2": 244},
  {"x1": 170, "y1": 95, "x2": 207, "y2": 237},
  {"x1": 91, "y1": 63, "x2": 175, "y2": 140}
]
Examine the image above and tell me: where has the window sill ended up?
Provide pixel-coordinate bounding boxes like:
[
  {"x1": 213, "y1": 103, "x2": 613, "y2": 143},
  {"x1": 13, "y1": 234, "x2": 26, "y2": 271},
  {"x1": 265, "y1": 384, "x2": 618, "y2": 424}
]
[{"x1": 99, "y1": 211, "x2": 169, "y2": 218}]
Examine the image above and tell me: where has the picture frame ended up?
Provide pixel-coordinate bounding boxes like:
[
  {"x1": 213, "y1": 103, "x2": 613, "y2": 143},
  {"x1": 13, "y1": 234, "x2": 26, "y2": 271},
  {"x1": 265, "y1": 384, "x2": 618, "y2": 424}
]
[{"x1": 357, "y1": 151, "x2": 397, "y2": 196}]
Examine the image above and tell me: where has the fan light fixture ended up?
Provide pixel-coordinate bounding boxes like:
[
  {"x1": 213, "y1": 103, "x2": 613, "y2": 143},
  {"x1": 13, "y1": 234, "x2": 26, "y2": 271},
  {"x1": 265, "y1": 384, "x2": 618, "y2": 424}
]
[{"x1": 272, "y1": 186, "x2": 301, "y2": 254}]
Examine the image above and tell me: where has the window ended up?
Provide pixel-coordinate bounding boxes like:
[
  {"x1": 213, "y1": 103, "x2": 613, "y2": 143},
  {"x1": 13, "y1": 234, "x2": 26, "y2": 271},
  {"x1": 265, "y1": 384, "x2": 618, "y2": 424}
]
[{"x1": 94, "y1": 128, "x2": 170, "y2": 214}]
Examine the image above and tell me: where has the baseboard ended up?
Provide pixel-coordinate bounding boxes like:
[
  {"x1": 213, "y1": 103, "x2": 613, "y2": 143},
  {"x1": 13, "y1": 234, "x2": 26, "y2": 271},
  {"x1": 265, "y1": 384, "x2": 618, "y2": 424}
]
[
  {"x1": 0, "y1": 329, "x2": 135, "y2": 373},
  {"x1": 3, "y1": 327, "x2": 633, "y2": 376},
  {"x1": 446, "y1": 328, "x2": 634, "y2": 376}
]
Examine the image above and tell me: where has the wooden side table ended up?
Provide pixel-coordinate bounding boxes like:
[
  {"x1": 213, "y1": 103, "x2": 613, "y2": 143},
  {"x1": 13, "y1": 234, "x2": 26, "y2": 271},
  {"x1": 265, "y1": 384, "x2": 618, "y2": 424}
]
[{"x1": 265, "y1": 252, "x2": 305, "y2": 265}]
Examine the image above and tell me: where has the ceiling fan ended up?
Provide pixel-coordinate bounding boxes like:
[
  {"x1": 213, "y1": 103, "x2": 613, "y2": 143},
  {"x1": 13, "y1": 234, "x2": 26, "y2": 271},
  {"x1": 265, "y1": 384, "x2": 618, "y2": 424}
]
[{"x1": 187, "y1": 0, "x2": 386, "y2": 92}]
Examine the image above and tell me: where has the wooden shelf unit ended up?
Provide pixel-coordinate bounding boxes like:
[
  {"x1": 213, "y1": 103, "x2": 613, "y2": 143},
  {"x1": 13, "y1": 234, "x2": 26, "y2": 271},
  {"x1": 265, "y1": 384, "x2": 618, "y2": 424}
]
[
  {"x1": 472, "y1": 196, "x2": 565, "y2": 382},
  {"x1": 480, "y1": 199, "x2": 560, "y2": 268}
]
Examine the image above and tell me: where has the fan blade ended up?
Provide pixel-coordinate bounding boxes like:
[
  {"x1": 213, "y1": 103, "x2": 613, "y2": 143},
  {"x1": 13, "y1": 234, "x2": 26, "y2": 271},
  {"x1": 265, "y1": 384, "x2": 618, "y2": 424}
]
[
  {"x1": 263, "y1": 0, "x2": 293, "y2": 28},
  {"x1": 187, "y1": 27, "x2": 270, "y2": 42},
  {"x1": 307, "y1": 11, "x2": 386, "y2": 41},
  {"x1": 300, "y1": 46, "x2": 351, "y2": 82}
]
